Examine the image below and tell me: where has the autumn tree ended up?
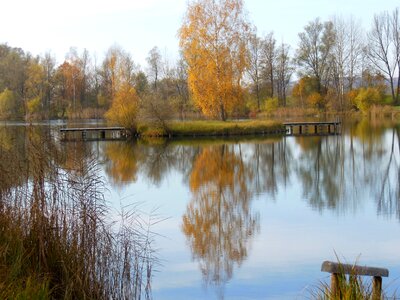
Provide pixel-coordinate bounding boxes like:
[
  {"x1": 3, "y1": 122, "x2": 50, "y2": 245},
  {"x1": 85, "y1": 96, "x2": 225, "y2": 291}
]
[
  {"x1": 0, "y1": 89, "x2": 18, "y2": 119},
  {"x1": 179, "y1": 0, "x2": 250, "y2": 120},
  {"x1": 105, "y1": 82, "x2": 140, "y2": 133},
  {"x1": 247, "y1": 31, "x2": 264, "y2": 111},
  {"x1": 292, "y1": 76, "x2": 320, "y2": 108},
  {"x1": 146, "y1": 46, "x2": 163, "y2": 92},
  {"x1": 0, "y1": 45, "x2": 28, "y2": 97},
  {"x1": 99, "y1": 45, "x2": 137, "y2": 106},
  {"x1": 261, "y1": 32, "x2": 277, "y2": 98},
  {"x1": 133, "y1": 71, "x2": 149, "y2": 97},
  {"x1": 171, "y1": 56, "x2": 190, "y2": 119},
  {"x1": 393, "y1": 9, "x2": 400, "y2": 103},
  {"x1": 53, "y1": 61, "x2": 82, "y2": 117},
  {"x1": 330, "y1": 16, "x2": 364, "y2": 109},
  {"x1": 41, "y1": 52, "x2": 56, "y2": 117},
  {"x1": 368, "y1": 8, "x2": 400, "y2": 104},
  {"x1": 25, "y1": 59, "x2": 45, "y2": 118},
  {"x1": 275, "y1": 42, "x2": 293, "y2": 106},
  {"x1": 296, "y1": 18, "x2": 336, "y2": 94}
]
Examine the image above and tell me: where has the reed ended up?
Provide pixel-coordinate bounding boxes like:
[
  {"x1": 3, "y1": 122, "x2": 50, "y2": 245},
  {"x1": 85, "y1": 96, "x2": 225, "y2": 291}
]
[
  {"x1": 0, "y1": 128, "x2": 156, "y2": 299},
  {"x1": 311, "y1": 273, "x2": 373, "y2": 300}
]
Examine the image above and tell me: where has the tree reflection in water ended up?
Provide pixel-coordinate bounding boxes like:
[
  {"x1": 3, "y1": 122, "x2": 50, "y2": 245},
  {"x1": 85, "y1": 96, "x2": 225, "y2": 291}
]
[
  {"x1": 104, "y1": 141, "x2": 141, "y2": 187},
  {"x1": 182, "y1": 145, "x2": 260, "y2": 296},
  {"x1": 98, "y1": 120, "x2": 400, "y2": 298}
]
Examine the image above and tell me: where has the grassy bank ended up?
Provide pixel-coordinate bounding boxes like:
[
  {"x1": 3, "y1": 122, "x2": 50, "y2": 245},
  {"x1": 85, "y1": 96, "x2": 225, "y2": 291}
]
[
  {"x1": 138, "y1": 120, "x2": 285, "y2": 137},
  {"x1": 258, "y1": 105, "x2": 400, "y2": 120}
]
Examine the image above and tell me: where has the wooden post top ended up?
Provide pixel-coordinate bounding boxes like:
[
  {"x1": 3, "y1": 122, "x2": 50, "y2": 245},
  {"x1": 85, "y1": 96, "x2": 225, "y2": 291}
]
[{"x1": 321, "y1": 261, "x2": 389, "y2": 277}]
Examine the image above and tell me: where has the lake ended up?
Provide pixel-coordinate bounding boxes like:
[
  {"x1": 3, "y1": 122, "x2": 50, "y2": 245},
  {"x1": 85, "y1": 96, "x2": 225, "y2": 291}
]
[{"x1": 0, "y1": 119, "x2": 399, "y2": 299}]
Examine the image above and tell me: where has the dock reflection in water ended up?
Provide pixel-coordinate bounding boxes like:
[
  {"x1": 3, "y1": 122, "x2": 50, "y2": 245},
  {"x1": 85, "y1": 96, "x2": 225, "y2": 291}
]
[{"x1": 1, "y1": 119, "x2": 399, "y2": 299}]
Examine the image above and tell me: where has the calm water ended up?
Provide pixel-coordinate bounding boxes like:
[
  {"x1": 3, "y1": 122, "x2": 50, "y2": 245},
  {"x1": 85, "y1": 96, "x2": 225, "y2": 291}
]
[{"x1": 1, "y1": 119, "x2": 400, "y2": 299}]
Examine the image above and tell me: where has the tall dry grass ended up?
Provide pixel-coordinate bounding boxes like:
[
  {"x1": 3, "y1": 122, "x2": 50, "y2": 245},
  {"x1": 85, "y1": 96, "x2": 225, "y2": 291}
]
[{"x1": 0, "y1": 127, "x2": 156, "y2": 299}]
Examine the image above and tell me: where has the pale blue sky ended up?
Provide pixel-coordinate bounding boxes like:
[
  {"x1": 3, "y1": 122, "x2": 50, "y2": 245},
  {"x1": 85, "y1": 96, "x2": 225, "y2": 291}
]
[{"x1": 1, "y1": 0, "x2": 399, "y2": 67}]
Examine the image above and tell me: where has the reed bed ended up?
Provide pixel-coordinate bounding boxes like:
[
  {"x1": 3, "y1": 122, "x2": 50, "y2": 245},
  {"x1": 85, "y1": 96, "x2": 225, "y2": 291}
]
[{"x1": 0, "y1": 128, "x2": 156, "y2": 299}]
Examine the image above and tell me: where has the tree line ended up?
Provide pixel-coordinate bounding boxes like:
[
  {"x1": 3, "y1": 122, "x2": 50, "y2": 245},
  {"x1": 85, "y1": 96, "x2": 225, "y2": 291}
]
[{"x1": 0, "y1": 0, "x2": 399, "y2": 124}]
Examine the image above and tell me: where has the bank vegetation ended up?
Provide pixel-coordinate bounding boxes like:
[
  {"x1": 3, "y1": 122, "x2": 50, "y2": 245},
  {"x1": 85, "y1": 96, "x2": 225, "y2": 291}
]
[{"x1": 0, "y1": 1, "x2": 399, "y2": 129}]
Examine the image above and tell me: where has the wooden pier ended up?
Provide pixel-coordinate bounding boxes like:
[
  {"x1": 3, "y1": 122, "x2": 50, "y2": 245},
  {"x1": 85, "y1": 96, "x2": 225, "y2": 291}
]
[
  {"x1": 283, "y1": 121, "x2": 340, "y2": 136},
  {"x1": 60, "y1": 127, "x2": 128, "y2": 141}
]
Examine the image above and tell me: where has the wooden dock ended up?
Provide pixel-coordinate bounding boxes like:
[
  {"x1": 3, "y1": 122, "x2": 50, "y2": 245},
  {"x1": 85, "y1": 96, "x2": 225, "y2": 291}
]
[
  {"x1": 60, "y1": 127, "x2": 128, "y2": 141},
  {"x1": 283, "y1": 121, "x2": 340, "y2": 136}
]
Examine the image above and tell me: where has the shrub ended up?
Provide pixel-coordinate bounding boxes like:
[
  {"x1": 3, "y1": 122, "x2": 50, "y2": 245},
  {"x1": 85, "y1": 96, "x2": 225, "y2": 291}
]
[
  {"x1": 307, "y1": 92, "x2": 325, "y2": 110},
  {"x1": 262, "y1": 97, "x2": 279, "y2": 114},
  {"x1": 354, "y1": 87, "x2": 383, "y2": 113},
  {"x1": 346, "y1": 89, "x2": 360, "y2": 109},
  {"x1": 27, "y1": 96, "x2": 41, "y2": 114},
  {"x1": 0, "y1": 89, "x2": 17, "y2": 119}
]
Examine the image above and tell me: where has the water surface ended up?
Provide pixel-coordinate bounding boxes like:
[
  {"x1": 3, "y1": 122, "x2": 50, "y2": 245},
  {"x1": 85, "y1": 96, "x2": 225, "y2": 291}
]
[{"x1": 1, "y1": 119, "x2": 399, "y2": 299}]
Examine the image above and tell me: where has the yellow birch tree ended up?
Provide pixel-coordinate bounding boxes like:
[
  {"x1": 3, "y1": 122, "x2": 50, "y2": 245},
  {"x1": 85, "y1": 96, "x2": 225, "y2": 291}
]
[
  {"x1": 105, "y1": 83, "x2": 140, "y2": 133},
  {"x1": 179, "y1": 0, "x2": 250, "y2": 120}
]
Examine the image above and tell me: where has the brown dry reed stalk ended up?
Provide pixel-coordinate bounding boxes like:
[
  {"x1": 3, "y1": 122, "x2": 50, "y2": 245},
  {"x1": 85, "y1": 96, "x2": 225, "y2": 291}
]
[{"x1": 0, "y1": 126, "x2": 156, "y2": 299}]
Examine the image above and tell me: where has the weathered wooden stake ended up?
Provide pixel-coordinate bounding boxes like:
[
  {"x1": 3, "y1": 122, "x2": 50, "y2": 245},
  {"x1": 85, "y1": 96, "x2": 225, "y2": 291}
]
[
  {"x1": 372, "y1": 276, "x2": 382, "y2": 300},
  {"x1": 321, "y1": 261, "x2": 388, "y2": 300},
  {"x1": 331, "y1": 273, "x2": 339, "y2": 298}
]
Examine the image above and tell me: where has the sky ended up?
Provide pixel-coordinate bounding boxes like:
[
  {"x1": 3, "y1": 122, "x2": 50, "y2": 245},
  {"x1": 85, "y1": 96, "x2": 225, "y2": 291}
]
[{"x1": 0, "y1": 0, "x2": 399, "y2": 68}]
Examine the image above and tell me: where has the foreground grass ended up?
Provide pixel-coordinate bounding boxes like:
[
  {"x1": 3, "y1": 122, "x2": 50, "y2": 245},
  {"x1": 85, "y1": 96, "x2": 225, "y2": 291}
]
[
  {"x1": 0, "y1": 130, "x2": 155, "y2": 299},
  {"x1": 138, "y1": 119, "x2": 284, "y2": 137},
  {"x1": 309, "y1": 258, "x2": 396, "y2": 300},
  {"x1": 311, "y1": 275, "x2": 373, "y2": 300}
]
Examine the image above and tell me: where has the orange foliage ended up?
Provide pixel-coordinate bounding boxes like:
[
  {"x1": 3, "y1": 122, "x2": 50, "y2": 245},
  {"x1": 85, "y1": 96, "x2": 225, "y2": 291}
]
[
  {"x1": 307, "y1": 92, "x2": 325, "y2": 110},
  {"x1": 57, "y1": 62, "x2": 83, "y2": 107},
  {"x1": 292, "y1": 76, "x2": 319, "y2": 108},
  {"x1": 182, "y1": 145, "x2": 258, "y2": 286},
  {"x1": 105, "y1": 83, "x2": 140, "y2": 132},
  {"x1": 179, "y1": 0, "x2": 250, "y2": 120},
  {"x1": 104, "y1": 142, "x2": 139, "y2": 187}
]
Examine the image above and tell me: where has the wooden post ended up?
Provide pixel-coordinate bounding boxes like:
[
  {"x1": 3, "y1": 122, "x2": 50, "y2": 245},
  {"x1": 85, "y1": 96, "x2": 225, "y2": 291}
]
[
  {"x1": 101, "y1": 130, "x2": 105, "y2": 139},
  {"x1": 321, "y1": 261, "x2": 388, "y2": 300},
  {"x1": 331, "y1": 273, "x2": 340, "y2": 298},
  {"x1": 328, "y1": 124, "x2": 331, "y2": 134},
  {"x1": 315, "y1": 125, "x2": 318, "y2": 134},
  {"x1": 299, "y1": 125, "x2": 302, "y2": 134},
  {"x1": 372, "y1": 276, "x2": 382, "y2": 300}
]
